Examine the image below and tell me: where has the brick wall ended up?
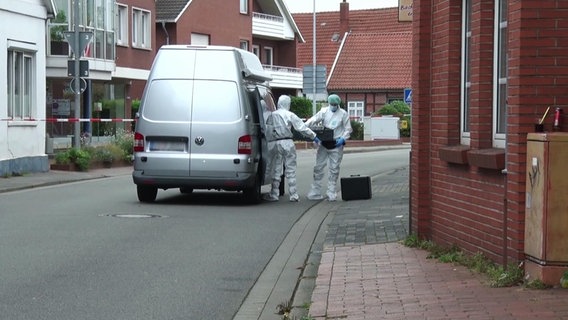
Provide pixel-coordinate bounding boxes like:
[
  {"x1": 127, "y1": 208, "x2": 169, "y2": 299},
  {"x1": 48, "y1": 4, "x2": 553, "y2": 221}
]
[{"x1": 413, "y1": 0, "x2": 568, "y2": 265}]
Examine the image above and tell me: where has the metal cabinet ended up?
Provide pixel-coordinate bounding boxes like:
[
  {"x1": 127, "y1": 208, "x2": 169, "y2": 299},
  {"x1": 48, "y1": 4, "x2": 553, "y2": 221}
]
[{"x1": 525, "y1": 133, "x2": 568, "y2": 263}]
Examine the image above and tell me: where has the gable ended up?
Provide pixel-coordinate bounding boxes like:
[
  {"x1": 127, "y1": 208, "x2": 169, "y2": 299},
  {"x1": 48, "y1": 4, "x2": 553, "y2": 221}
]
[{"x1": 156, "y1": 0, "x2": 192, "y2": 22}]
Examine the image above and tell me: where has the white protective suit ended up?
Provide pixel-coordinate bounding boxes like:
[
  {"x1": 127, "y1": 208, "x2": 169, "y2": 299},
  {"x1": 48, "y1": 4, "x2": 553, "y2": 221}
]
[
  {"x1": 305, "y1": 103, "x2": 352, "y2": 201},
  {"x1": 264, "y1": 95, "x2": 317, "y2": 202}
]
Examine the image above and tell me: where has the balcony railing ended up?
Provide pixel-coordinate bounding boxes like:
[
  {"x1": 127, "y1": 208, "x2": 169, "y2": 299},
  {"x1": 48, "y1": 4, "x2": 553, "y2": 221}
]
[
  {"x1": 263, "y1": 65, "x2": 303, "y2": 89},
  {"x1": 252, "y1": 12, "x2": 295, "y2": 40}
]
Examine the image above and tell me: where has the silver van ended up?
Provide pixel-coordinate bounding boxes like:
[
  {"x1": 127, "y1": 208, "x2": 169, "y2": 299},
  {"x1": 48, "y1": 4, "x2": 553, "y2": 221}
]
[{"x1": 132, "y1": 45, "x2": 276, "y2": 204}]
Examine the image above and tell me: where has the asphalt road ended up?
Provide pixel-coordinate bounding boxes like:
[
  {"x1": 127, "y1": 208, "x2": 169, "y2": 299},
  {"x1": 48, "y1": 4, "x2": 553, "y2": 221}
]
[{"x1": 0, "y1": 148, "x2": 410, "y2": 320}]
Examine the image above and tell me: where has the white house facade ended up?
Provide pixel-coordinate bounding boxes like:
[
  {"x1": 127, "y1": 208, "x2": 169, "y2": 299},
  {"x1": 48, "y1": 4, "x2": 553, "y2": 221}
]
[{"x1": 0, "y1": 0, "x2": 55, "y2": 176}]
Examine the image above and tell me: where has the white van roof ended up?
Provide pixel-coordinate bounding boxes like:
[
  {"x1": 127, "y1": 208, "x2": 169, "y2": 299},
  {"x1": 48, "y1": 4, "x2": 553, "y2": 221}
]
[{"x1": 159, "y1": 45, "x2": 272, "y2": 83}]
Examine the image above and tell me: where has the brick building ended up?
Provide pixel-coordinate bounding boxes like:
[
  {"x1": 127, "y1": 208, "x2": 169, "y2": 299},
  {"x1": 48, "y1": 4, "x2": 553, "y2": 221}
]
[{"x1": 411, "y1": 0, "x2": 568, "y2": 284}]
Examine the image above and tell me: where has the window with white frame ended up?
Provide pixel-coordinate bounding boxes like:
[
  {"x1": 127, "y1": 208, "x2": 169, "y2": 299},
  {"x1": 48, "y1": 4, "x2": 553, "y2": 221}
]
[
  {"x1": 7, "y1": 49, "x2": 35, "y2": 119},
  {"x1": 493, "y1": 0, "x2": 507, "y2": 148},
  {"x1": 460, "y1": 0, "x2": 472, "y2": 144},
  {"x1": 117, "y1": 4, "x2": 128, "y2": 46},
  {"x1": 347, "y1": 101, "x2": 364, "y2": 121},
  {"x1": 252, "y1": 45, "x2": 260, "y2": 58},
  {"x1": 264, "y1": 47, "x2": 273, "y2": 65},
  {"x1": 240, "y1": 40, "x2": 248, "y2": 51},
  {"x1": 132, "y1": 7, "x2": 151, "y2": 49},
  {"x1": 240, "y1": 0, "x2": 248, "y2": 14}
]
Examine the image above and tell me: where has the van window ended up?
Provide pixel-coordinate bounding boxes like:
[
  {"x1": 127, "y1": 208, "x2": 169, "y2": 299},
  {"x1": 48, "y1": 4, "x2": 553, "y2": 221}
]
[
  {"x1": 143, "y1": 80, "x2": 192, "y2": 121},
  {"x1": 192, "y1": 80, "x2": 241, "y2": 122}
]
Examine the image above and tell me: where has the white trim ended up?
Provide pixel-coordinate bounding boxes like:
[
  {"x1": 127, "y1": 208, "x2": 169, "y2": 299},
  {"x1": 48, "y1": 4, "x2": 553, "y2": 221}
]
[
  {"x1": 460, "y1": 0, "x2": 471, "y2": 145},
  {"x1": 7, "y1": 40, "x2": 38, "y2": 52},
  {"x1": 263, "y1": 46, "x2": 273, "y2": 65},
  {"x1": 240, "y1": 0, "x2": 248, "y2": 14},
  {"x1": 492, "y1": 0, "x2": 507, "y2": 149},
  {"x1": 347, "y1": 101, "x2": 364, "y2": 121},
  {"x1": 132, "y1": 6, "x2": 151, "y2": 49},
  {"x1": 252, "y1": 44, "x2": 260, "y2": 58},
  {"x1": 112, "y1": 66, "x2": 150, "y2": 80},
  {"x1": 327, "y1": 32, "x2": 349, "y2": 86},
  {"x1": 116, "y1": 3, "x2": 128, "y2": 46}
]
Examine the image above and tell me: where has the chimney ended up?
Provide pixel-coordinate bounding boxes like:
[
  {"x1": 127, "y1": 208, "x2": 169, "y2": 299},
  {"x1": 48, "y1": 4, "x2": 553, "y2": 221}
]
[{"x1": 340, "y1": 0, "x2": 349, "y2": 35}]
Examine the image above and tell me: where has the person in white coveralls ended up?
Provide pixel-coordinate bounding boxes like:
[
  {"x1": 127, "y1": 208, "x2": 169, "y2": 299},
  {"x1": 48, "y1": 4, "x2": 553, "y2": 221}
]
[
  {"x1": 263, "y1": 95, "x2": 320, "y2": 202},
  {"x1": 305, "y1": 94, "x2": 352, "y2": 202}
]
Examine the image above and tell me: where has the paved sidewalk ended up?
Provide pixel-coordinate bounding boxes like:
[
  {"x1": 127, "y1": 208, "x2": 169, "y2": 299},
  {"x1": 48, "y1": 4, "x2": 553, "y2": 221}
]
[{"x1": 301, "y1": 165, "x2": 568, "y2": 320}]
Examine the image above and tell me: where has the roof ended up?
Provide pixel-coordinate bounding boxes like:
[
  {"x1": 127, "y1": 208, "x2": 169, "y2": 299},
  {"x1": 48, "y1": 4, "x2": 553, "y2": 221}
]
[
  {"x1": 293, "y1": 7, "x2": 412, "y2": 90},
  {"x1": 156, "y1": 0, "x2": 192, "y2": 22},
  {"x1": 44, "y1": 0, "x2": 56, "y2": 16},
  {"x1": 327, "y1": 32, "x2": 412, "y2": 90}
]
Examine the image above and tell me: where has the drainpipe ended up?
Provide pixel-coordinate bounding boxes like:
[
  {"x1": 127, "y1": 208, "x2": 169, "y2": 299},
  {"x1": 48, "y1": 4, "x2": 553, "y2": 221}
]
[{"x1": 161, "y1": 22, "x2": 169, "y2": 45}]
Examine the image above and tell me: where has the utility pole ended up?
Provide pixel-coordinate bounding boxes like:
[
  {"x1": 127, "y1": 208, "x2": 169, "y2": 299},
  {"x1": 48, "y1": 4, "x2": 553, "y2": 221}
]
[
  {"x1": 312, "y1": 0, "x2": 316, "y2": 116},
  {"x1": 73, "y1": 0, "x2": 80, "y2": 148},
  {"x1": 64, "y1": 1, "x2": 92, "y2": 149}
]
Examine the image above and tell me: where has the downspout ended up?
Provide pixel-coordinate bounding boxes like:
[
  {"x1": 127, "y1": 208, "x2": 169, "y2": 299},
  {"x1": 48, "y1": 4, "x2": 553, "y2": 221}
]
[{"x1": 161, "y1": 22, "x2": 169, "y2": 45}]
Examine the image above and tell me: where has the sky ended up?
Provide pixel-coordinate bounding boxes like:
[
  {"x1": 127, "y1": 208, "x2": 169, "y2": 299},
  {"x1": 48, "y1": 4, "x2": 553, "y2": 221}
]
[{"x1": 283, "y1": 0, "x2": 399, "y2": 13}]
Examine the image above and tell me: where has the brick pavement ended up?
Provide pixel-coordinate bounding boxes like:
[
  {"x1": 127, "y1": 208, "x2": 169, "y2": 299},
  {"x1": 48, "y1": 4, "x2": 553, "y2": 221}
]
[{"x1": 306, "y1": 165, "x2": 568, "y2": 320}]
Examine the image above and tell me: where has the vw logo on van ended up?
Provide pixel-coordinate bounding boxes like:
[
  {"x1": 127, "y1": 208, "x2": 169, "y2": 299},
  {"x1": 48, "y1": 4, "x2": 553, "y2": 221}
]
[{"x1": 195, "y1": 136, "x2": 205, "y2": 146}]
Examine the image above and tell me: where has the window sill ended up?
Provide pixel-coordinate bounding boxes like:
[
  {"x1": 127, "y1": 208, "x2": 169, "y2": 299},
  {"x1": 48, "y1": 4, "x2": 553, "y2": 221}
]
[
  {"x1": 8, "y1": 120, "x2": 39, "y2": 127},
  {"x1": 467, "y1": 148, "x2": 505, "y2": 170},
  {"x1": 439, "y1": 145, "x2": 470, "y2": 164}
]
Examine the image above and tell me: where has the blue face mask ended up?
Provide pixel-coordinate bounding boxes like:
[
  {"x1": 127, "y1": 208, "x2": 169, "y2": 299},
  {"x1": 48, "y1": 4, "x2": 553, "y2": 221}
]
[{"x1": 330, "y1": 104, "x2": 339, "y2": 112}]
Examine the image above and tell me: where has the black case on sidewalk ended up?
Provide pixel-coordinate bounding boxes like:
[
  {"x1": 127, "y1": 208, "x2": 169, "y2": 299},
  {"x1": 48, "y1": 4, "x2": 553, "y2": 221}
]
[{"x1": 340, "y1": 175, "x2": 372, "y2": 201}]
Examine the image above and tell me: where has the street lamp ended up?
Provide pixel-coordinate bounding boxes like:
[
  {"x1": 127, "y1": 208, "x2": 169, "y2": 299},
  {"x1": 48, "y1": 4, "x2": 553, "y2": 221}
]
[{"x1": 312, "y1": 0, "x2": 316, "y2": 116}]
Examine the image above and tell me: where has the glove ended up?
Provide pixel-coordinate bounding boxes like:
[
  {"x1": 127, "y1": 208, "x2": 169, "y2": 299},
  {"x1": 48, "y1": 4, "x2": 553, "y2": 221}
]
[
  {"x1": 313, "y1": 137, "x2": 321, "y2": 144},
  {"x1": 335, "y1": 137, "x2": 346, "y2": 147}
]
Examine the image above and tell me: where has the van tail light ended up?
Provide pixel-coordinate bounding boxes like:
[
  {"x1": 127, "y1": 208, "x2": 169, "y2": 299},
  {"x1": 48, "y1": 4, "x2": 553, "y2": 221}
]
[
  {"x1": 134, "y1": 132, "x2": 145, "y2": 152},
  {"x1": 238, "y1": 135, "x2": 252, "y2": 154}
]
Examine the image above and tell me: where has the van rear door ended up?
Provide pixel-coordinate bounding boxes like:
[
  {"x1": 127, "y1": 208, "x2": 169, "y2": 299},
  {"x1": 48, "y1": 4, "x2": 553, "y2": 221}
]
[
  {"x1": 188, "y1": 80, "x2": 250, "y2": 178},
  {"x1": 137, "y1": 79, "x2": 193, "y2": 177}
]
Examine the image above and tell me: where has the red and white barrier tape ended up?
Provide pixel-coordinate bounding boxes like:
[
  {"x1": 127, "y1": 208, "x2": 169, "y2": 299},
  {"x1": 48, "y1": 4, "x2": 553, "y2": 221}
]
[{"x1": 0, "y1": 118, "x2": 135, "y2": 122}]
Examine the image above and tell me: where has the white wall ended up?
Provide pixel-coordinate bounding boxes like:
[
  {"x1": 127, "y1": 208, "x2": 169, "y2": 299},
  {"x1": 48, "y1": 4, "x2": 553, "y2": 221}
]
[{"x1": 0, "y1": 0, "x2": 49, "y2": 174}]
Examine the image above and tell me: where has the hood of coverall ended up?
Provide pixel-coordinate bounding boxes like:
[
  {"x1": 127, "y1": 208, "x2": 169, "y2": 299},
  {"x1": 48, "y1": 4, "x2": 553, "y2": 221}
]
[
  {"x1": 277, "y1": 95, "x2": 291, "y2": 111},
  {"x1": 328, "y1": 94, "x2": 341, "y2": 112}
]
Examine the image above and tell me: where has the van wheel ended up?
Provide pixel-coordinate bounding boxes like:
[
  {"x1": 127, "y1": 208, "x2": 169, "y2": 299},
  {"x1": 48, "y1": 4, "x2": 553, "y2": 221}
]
[
  {"x1": 243, "y1": 174, "x2": 261, "y2": 204},
  {"x1": 137, "y1": 185, "x2": 158, "y2": 203},
  {"x1": 180, "y1": 187, "x2": 193, "y2": 194}
]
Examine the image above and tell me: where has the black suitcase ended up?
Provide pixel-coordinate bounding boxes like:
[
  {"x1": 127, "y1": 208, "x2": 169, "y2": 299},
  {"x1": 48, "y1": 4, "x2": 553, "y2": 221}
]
[{"x1": 340, "y1": 175, "x2": 372, "y2": 201}]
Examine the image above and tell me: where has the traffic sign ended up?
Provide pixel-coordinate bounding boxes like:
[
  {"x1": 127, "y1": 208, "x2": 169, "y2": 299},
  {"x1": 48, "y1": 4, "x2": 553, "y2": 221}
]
[
  {"x1": 67, "y1": 60, "x2": 89, "y2": 77},
  {"x1": 64, "y1": 31, "x2": 93, "y2": 57},
  {"x1": 303, "y1": 65, "x2": 327, "y2": 93},
  {"x1": 69, "y1": 77, "x2": 87, "y2": 94},
  {"x1": 404, "y1": 88, "x2": 412, "y2": 104}
]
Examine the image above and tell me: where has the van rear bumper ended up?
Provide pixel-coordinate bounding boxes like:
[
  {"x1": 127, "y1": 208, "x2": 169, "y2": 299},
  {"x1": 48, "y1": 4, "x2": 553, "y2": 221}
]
[{"x1": 132, "y1": 170, "x2": 258, "y2": 191}]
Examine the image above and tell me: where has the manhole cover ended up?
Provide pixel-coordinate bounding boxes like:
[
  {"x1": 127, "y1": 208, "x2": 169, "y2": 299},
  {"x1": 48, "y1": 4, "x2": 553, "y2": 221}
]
[{"x1": 99, "y1": 213, "x2": 166, "y2": 218}]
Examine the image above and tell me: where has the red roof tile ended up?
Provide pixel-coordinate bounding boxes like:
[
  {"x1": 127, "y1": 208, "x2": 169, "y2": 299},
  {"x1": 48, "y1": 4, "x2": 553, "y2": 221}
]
[
  {"x1": 327, "y1": 32, "x2": 412, "y2": 90},
  {"x1": 293, "y1": 7, "x2": 412, "y2": 90}
]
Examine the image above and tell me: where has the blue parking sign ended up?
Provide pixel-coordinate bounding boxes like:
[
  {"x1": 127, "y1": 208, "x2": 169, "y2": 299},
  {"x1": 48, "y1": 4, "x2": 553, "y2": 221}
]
[{"x1": 404, "y1": 88, "x2": 412, "y2": 104}]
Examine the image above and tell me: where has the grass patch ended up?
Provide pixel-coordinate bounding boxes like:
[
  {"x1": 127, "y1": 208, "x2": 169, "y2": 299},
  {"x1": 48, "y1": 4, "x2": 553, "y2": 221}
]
[{"x1": 402, "y1": 234, "x2": 534, "y2": 289}]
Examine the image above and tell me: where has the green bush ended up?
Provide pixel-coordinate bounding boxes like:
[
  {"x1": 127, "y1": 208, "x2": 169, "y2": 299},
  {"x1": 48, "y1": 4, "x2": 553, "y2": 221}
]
[
  {"x1": 90, "y1": 144, "x2": 124, "y2": 163},
  {"x1": 55, "y1": 148, "x2": 91, "y2": 171},
  {"x1": 113, "y1": 129, "x2": 134, "y2": 161},
  {"x1": 290, "y1": 96, "x2": 316, "y2": 119}
]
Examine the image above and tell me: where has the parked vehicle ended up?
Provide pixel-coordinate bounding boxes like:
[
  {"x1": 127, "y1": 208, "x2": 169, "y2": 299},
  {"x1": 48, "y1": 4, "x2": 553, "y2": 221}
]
[{"x1": 132, "y1": 45, "x2": 276, "y2": 203}]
